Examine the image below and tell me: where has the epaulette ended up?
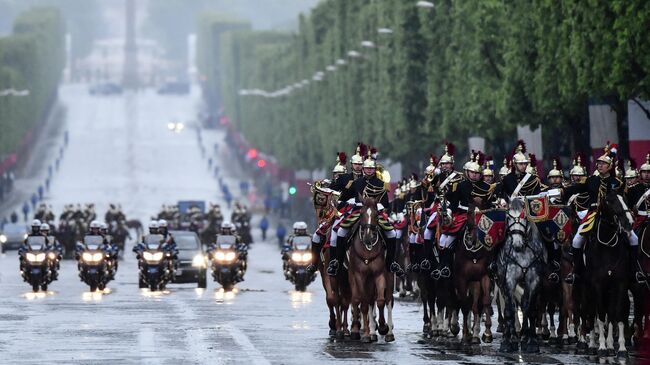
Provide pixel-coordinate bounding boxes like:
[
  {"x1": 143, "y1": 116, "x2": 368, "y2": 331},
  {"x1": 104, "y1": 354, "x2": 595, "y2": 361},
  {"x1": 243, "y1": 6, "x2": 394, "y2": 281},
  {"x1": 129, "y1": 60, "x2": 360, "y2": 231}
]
[{"x1": 345, "y1": 180, "x2": 353, "y2": 189}]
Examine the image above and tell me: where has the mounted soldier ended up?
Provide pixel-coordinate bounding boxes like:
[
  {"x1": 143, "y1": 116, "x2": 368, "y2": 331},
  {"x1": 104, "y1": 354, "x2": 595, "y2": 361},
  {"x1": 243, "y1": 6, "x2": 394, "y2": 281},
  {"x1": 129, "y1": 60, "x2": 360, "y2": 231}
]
[
  {"x1": 563, "y1": 143, "x2": 640, "y2": 283},
  {"x1": 500, "y1": 140, "x2": 542, "y2": 201},
  {"x1": 627, "y1": 154, "x2": 649, "y2": 245}
]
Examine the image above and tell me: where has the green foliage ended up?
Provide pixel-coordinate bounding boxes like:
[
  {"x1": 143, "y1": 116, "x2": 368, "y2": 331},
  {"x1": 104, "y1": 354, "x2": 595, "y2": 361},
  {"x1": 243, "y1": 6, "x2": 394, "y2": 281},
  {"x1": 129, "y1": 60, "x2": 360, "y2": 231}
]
[
  {"x1": 198, "y1": 0, "x2": 650, "y2": 170},
  {"x1": 0, "y1": 7, "x2": 65, "y2": 158}
]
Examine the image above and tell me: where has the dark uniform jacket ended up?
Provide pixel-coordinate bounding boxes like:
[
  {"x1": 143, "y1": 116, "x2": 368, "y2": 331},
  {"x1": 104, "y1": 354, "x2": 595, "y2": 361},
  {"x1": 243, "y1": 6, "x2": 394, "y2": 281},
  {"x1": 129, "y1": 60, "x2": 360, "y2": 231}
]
[
  {"x1": 446, "y1": 179, "x2": 494, "y2": 214},
  {"x1": 501, "y1": 171, "x2": 542, "y2": 199},
  {"x1": 563, "y1": 173, "x2": 624, "y2": 209},
  {"x1": 351, "y1": 175, "x2": 390, "y2": 211}
]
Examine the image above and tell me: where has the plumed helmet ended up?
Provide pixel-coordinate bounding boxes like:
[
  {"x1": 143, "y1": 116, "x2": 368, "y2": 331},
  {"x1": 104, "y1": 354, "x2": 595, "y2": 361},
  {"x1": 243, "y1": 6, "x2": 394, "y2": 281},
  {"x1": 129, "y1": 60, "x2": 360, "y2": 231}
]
[
  {"x1": 464, "y1": 150, "x2": 485, "y2": 174},
  {"x1": 351, "y1": 143, "x2": 367, "y2": 165},
  {"x1": 547, "y1": 157, "x2": 563, "y2": 178},
  {"x1": 499, "y1": 155, "x2": 512, "y2": 176},
  {"x1": 332, "y1": 152, "x2": 348, "y2": 173},
  {"x1": 625, "y1": 159, "x2": 639, "y2": 179},
  {"x1": 483, "y1": 157, "x2": 494, "y2": 176},
  {"x1": 512, "y1": 140, "x2": 529, "y2": 164},
  {"x1": 362, "y1": 156, "x2": 376, "y2": 169},
  {"x1": 640, "y1": 153, "x2": 650, "y2": 172},
  {"x1": 525, "y1": 154, "x2": 538, "y2": 175},
  {"x1": 439, "y1": 143, "x2": 455, "y2": 164},
  {"x1": 570, "y1": 153, "x2": 587, "y2": 176},
  {"x1": 596, "y1": 141, "x2": 617, "y2": 165}
]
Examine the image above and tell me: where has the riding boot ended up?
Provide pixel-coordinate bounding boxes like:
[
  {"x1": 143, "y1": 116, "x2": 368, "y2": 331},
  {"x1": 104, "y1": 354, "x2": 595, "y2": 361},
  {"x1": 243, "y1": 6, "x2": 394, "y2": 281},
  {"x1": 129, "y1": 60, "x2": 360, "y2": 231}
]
[
  {"x1": 547, "y1": 245, "x2": 560, "y2": 283},
  {"x1": 306, "y1": 241, "x2": 321, "y2": 275},
  {"x1": 410, "y1": 244, "x2": 421, "y2": 273},
  {"x1": 631, "y1": 245, "x2": 646, "y2": 284},
  {"x1": 566, "y1": 247, "x2": 584, "y2": 284},
  {"x1": 327, "y1": 236, "x2": 345, "y2": 276},
  {"x1": 386, "y1": 237, "x2": 404, "y2": 277}
]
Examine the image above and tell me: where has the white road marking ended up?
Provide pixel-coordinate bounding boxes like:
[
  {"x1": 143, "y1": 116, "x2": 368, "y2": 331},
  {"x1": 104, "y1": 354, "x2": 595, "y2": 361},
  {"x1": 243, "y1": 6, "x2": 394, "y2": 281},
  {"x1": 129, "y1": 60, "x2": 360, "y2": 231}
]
[{"x1": 224, "y1": 323, "x2": 271, "y2": 365}]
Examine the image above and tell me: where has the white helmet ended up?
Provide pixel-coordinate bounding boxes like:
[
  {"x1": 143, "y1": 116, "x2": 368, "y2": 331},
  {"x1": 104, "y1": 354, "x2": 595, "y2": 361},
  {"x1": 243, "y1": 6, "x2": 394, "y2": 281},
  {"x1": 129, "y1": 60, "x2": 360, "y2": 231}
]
[
  {"x1": 158, "y1": 219, "x2": 168, "y2": 228},
  {"x1": 90, "y1": 221, "x2": 101, "y2": 229},
  {"x1": 221, "y1": 221, "x2": 234, "y2": 230},
  {"x1": 40, "y1": 223, "x2": 50, "y2": 232},
  {"x1": 292, "y1": 221, "x2": 308, "y2": 230},
  {"x1": 32, "y1": 219, "x2": 42, "y2": 227},
  {"x1": 148, "y1": 220, "x2": 159, "y2": 229},
  {"x1": 100, "y1": 222, "x2": 108, "y2": 230}
]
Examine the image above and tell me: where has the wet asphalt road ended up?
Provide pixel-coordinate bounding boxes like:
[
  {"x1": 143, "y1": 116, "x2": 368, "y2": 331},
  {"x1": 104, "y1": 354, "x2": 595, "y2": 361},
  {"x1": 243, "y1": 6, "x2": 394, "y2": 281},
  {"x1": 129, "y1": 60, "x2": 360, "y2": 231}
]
[{"x1": 0, "y1": 85, "x2": 627, "y2": 364}]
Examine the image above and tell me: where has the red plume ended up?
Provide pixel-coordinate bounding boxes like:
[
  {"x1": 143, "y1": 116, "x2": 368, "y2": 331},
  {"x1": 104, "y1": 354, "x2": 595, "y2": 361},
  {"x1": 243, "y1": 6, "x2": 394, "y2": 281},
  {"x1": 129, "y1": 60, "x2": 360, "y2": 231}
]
[
  {"x1": 370, "y1": 147, "x2": 378, "y2": 158},
  {"x1": 514, "y1": 139, "x2": 527, "y2": 154},
  {"x1": 529, "y1": 153, "x2": 537, "y2": 168},
  {"x1": 337, "y1": 152, "x2": 347, "y2": 165},
  {"x1": 358, "y1": 143, "x2": 368, "y2": 157},
  {"x1": 630, "y1": 158, "x2": 637, "y2": 169},
  {"x1": 553, "y1": 156, "x2": 562, "y2": 170},
  {"x1": 430, "y1": 154, "x2": 438, "y2": 165},
  {"x1": 477, "y1": 151, "x2": 486, "y2": 166},
  {"x1": 446, "y1": 142, "x2": 455, "y2": 156}
]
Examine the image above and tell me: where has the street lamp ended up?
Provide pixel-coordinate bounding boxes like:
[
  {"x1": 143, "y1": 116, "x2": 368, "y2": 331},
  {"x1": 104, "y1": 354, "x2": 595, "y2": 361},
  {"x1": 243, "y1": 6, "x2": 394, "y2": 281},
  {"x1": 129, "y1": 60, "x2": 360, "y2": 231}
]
[
  {"x1": 361, "y1": 40, "x2": 376, "y2": 49},
  {"x1": 377, "y1": 28, "x2": 394, "y2": 35},
  {"x1": 336, "y1": 59, "x2": 347, "y2": 66},
  {"x1": 416, "y1": 1, "x2": 434, "y2": 8},
  {"x1": 347, "y1": 50, "x2": 362, "y2": 58},
  {"x1": 326, "y1": 65, "x2": 337, "y2": 72}
]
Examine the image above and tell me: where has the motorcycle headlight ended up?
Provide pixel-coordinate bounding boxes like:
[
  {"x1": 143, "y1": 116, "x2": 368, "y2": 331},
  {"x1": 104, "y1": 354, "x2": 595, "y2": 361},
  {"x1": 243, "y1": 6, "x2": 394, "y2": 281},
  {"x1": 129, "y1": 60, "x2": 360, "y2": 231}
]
[
  {"x1": 82, "y1": 252, "x2": 102, "y2": 262},
  {"x1": 27, "y1": 252, "x2": 46, "y2": 262},
  {"x1": 302, "y1": 253, "x2": 312, "y2": 262},
  {"x1": 0, "y1": 234, "x2": 6, "y2": 243},
  {"x1": 291, "y1": 252, "x2": 303, "y2": 262},
  {"x1": 93, "y1": 252, "x2": 104, "y2": 262},
  {"x1": 192, "y1": 254, "x2": 206, "y2": 267},
  {"x1": 143, "y1": 251, "x2": 164, "y2": 262},
  {"x1": 214, "y1": 251, "x2": 225, "y2": 261},
  {"x1": 24, "y1": 233, "x2": 28, "y2": 240},
  {"x1": 48, "y1": 252, "x2": 57, "y2": 260},
  {"x1": 225, "y1": 252, "x2": 236, "y2": 261}
]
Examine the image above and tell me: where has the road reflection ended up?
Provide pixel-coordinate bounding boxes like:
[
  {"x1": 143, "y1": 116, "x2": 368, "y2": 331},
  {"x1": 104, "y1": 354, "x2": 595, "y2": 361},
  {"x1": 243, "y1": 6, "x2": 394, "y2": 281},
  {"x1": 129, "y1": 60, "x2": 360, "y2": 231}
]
[
  {"x1": 81, "y1": 288, "x2": 112, "y2": 302},
  {"x1": 215, "y1": 287, "x2": 238, "y2": 303},
  {"x1": 290, "y1": 290, "x2": 312, "y2": 309},
  {"x1": 22, "y1": 291, "x2": 55, "y2": 300}
]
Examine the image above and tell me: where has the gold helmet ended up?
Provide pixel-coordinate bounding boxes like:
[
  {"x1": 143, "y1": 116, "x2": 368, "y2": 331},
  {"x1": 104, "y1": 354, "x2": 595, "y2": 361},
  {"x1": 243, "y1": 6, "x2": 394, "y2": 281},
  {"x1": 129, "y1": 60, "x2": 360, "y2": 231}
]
[
  {"x1": 547, "y1": 157, "x2": 563, "y2": 179},
  {"x1": 439, "y1": 142, "x2": 455, "y2": 164},
  {"x1": 499, "y1": 155, "x2": 511, "y2": 176},
  {"x1": 464, "y1": 150, "x2": 485, "y2": 174},
  {"x1": 483, "y1": 157, "x2": 494, "y2": 176},
  {"x1": 525, "y1": 153, "x2": 538, "y2": 175},
  {"x1": 614, "y1": 158, "x2": 624, "y2": 179},
  {"x1": 596, "y1": 141, "x2": 617, "y2": 165},
  {"x1": 625, "y1": 159, "x2": 639, "y2": 179},
  {"x1": 512, "y1": 140, "x2": 529, "y2": 164},
  {"x1": 362, "y1": 157, "x2": 376, "y2": 169},
  {"x1": 332, "y1": 152, "x2": 347, "y2": 173},
  {"x1": 569, "y1": 153, "x2": 587, "y2": 176},
  {"x1": 350, "y1": 143, "x2": 367, "y2": 165},
  {"x1": 641, "y1": 153, "x2": 650, "y2": 172}
]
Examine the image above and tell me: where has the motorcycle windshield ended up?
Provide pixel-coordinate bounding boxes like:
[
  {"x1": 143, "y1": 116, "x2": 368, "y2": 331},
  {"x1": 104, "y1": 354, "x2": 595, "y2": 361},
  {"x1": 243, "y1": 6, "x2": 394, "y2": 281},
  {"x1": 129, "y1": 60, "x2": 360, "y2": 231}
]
[
  {"x1": 144, "y1": 234, "x2": 165, "y2": 250},
  {"x1": 84, "y1": 236, "x2": 104, "y2": 250},
  {"x1": 293, "y1": 236, "x2": 311, "y2": 251},
  {"x1": 26, "y1": 236, "x2": 46, "y2": 251},
  {"x1": 216, "y1": 235, "x2": 236, "y2": 249}
]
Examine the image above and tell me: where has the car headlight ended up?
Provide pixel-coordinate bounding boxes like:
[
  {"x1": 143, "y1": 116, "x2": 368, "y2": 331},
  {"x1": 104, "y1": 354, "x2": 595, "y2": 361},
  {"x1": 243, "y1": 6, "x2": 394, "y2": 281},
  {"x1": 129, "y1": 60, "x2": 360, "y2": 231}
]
[
  {"x1": 0, "y1": 234, "x2": 6, "y2": 243},
  {"x1": 192, "y1": 254, "x2": 206, "y2": 267},
  {"x1": 26, "y1": 252, "x2": 46, "y2": 262},
  {"x1": 143, "y1": 251, "x2": 164, "y2": 262}
]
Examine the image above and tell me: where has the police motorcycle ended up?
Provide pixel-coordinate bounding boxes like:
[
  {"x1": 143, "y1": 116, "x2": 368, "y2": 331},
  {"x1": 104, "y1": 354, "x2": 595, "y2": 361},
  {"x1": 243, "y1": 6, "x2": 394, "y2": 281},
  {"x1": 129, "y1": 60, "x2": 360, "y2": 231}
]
[
  {"x1": 75, "y1": 235, "x2": 112, "y2": 292},
  {"x1": 136, "y1": 234, "x2": 176, "y2": 291},
  {"x1": 19, "y1": 235, "x2": 54, "y2": 292},
  {"x1": 284, "y1": 236, "x2": 317, "y2": 292},
  {"x1": 208, "y1": 234, "x2": 247, "y2": 290}
]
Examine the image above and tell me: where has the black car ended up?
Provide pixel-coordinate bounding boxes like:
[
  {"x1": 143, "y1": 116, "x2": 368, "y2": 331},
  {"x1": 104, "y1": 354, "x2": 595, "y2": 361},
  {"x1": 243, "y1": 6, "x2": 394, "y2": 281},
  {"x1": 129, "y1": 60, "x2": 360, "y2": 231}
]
[
  {"x1": 157, "y1": 81, "x2": 190, "y2": 95},
  {"x1": 1, "y1": 223, "x2": 28, "y2": 253},
  {"x1": 170, "y1": 230, "x2": 207, "y2": 288}
]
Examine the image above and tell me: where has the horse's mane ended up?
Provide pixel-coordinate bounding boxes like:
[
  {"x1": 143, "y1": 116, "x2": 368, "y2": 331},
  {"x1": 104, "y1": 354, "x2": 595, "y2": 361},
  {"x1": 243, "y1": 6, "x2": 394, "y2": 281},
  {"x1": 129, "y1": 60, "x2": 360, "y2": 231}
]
[
  {"x1": 361, "y1": 197, "x2": 377, "y2": 210},
  {"x1": 509, "y1": 198, "x2": 525, "y2": 213}
]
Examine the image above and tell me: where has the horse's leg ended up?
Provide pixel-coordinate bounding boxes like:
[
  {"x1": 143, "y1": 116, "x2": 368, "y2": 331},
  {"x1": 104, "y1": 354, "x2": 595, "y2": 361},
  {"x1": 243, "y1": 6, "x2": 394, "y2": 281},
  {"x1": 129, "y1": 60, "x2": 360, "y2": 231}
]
[
  {"x1": 471, "y1": 282, "x2": 481, "y2": 344},
  {"x1": 596, "y1": 318, "x2": 607, "y2": 356},
  {"x1": 495, "y1": 285, "x2": 505, "y2": 333},
  {"x1": 421, "y1": 279, "x2": 431, "y2": 335},
  {"x1": 349, "y1": 270, "x2": 362, "y2": 340},
  {"x1": 480, "y1": 275, "x2": 493, "y2": 343},
  {"x1": 386, "y1": 296, "x2": 395, "y2": 342},
  {"x1": 500, "y1": 280, "x2": 517, "y2": 352},
  {"x1": 374, "y1": 271, "x2": 387, "y2": 337},
  {"x1": 368, "y1": 303, "x2": 377, "y2": 342},
  {"x1": 361, "y1": 300, "x2": 371, "y2": 342},
  {"x1": 606, "y1": 321, "x2": 615, "y2": 354}
]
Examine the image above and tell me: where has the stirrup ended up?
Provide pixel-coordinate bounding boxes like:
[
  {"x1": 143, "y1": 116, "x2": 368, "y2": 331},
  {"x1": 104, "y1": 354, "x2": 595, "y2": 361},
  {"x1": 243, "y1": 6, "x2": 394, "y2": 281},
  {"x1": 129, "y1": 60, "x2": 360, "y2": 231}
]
[
  {"x1": 547, "y1": 272, "x2": 559, "y2": 283},
  {"x1": 431, "y1": 269, "x2": 441, "y2": 280},
  {"x1": 390, "y1": 262, "x2": 404, "y2": 277},
  {"x1": 551, "y1": 260, "x2": 561, "y2": 272},
  {"x1": 564, "y1": 272, "x2": 576, "y2": 284},
  {"x1": 410, "y1": 263, "x2": 420, "y2": 273},
  {"x1": 636, "y1": 272, "x2": 647, "y2": 284},
  {"x1": 440, "y1": 266, "x2": 451, "y2": 278},
  {"x1": 326, "y1": 260, "x2": 339, "y2": 276},
  {"x1": 420, "y1": 259, "x2": 431, "y2": 271},
  {"x1": 306, "y1": 263, "x2": 317, "y2": 275}
]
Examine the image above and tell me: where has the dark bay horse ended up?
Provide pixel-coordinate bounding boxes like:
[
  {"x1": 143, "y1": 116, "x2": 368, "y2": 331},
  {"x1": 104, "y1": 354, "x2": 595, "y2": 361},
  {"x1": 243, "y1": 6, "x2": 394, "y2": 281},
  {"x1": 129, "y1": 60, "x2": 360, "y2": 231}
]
[
  {"x1": 632, "y1": 216, "x2": 650, "y2": 344},
  {"x1": 348, "y1": 198, "x2": 391, "y2": 343},
  {"x1": 454, "y1": 210, "x2": 495, "y2": 344},
  {"x1": 498, "y1": 198, "x2": 545, "y2": 353},
  {"x1": 584, "y1": 191, "x2": 632, "y2": 359}
]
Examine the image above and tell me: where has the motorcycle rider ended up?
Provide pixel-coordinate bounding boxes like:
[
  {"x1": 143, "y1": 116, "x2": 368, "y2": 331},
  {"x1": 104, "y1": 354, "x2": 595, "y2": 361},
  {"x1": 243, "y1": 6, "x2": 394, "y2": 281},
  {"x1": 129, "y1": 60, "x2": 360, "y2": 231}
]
[
  {"x1": 100, "y1": 222, "x2": 119, "y2": 279},
  {"x1": 40, "y1": 223, "x2": 61, "y2": 281},
  {"x1": 19, "y1": 219, "x2": 44, "y2": 274},
  {"x1": 133, "y1": 220, "x2": 161, "y2": 259},
  {"x1": 211, "y1": 221, "x2": 247, "y2": 282},
  {"x1": 282, "y1": 222, "x2": 309, "y2": 279},
  {"x1": 158, "y1": 219, "x2": 178, "y2": 275}
]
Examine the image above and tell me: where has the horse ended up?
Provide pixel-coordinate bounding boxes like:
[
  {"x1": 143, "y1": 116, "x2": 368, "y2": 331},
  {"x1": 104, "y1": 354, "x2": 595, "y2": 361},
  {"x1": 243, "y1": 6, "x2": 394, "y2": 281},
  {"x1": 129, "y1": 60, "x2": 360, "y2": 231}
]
[
  {"x1": 318, "y1": 239, "x2": 351, "y2": 340},
  {"x1": 497, "y1": 198, "x2": 546, "y2": 353},
  {"x1": 584, "y1": 191, "x2": 632, "y2": 359},
  {"x1": 348, "y1": 197, "x2": 390, "y2": 342},
  {"x1": 125, "y1": 219, "x2": 144, "y2": 241},
  {"x1": 632, "y1": 215, "x2": 650, "y2": 345},
  {"x1": 453, "y1": 207, "x2": 495, "y2": 344}
]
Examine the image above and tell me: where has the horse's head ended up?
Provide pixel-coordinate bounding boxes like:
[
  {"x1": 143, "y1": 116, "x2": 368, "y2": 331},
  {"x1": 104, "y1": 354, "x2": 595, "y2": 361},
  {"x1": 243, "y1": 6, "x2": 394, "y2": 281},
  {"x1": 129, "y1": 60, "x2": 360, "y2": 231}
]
[
  {"x1": 360, "y1": 197, "x2": 380, "y2": 247},
  {"x1": 601, "y1": 191, "x2": 632, "y2": 232},
  {"x1": 507, "y1": 198, "x2": 529, "y2": 251}
]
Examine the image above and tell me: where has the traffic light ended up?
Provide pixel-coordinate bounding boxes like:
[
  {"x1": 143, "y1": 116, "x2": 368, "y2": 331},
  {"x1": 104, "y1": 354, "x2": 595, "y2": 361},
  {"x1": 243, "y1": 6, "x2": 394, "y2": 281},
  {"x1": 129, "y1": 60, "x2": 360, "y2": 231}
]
[
  {"x1": 288, "y1": 186, "x2": 297, "y2": 195},
  {"x1": 257, "y1": 159, "x2": 266, "y2": 168},
  {"x1": 247, "y1": 148, "x2": 258, "y2": 159}
]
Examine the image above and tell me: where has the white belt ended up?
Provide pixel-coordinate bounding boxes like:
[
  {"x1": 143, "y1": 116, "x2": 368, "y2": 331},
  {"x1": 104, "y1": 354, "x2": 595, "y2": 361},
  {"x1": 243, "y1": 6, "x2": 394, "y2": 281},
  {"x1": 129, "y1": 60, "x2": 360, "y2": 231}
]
[
  {"x1": 639, "y1": 211, "x2": 649, "y2": 217},
  {"x1": 457, "y1": 204, "x2": 468, "y2": 211}
]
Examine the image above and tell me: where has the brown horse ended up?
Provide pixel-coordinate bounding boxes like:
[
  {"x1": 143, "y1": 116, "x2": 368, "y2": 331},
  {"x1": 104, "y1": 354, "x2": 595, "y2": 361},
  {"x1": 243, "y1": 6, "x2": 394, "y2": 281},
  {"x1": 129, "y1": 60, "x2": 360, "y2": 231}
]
[
  {"x1": 454, "y1": 220, "x2": 494, "y2": 344},
  {"x1": 314, "y1": 227, "x2": 351, "y2": 339},
  {"x1": 348, "y1": 198, "x2": 390, "y2": 342}
]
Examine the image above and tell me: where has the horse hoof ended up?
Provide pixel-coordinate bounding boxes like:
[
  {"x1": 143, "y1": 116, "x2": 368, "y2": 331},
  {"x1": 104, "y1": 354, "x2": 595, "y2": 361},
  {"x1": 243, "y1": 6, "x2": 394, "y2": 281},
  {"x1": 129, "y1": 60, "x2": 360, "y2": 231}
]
[
  {"x1": 568, "y1": 336, "x2": 578, "y2": 345},
  {"x1": 496, "y1": 324, "x2": 504, "y2": 333},
  {"x1": 422, "y1": 325, "x2": 430, "y2": 334},
  {"x1": 617, "y1": 350, "x2": 628, "y2": 359},
  {"x1": 336, "y1": 330, "x2": 345, "y2": 340},
  {"x1": 607, "y1": 348, "x2": 615, "y2": 357},
  {"x1": 524, "y1": 342, "x2": 540, "y2": 353},
  {"x1": 371, "y1": 334, "x2": 378, "y2": 342},
  {"x1": 482, "y1": 333, "x2": 493, "y2": 343},
  {"x1": 361, "y1": 335, "x2": 371, "y2": 343},
  {"x1": 379, "y1": 324, "x2": 389, "y2": 336},
  {"x1": 329, "y1": 329, "x2": 337, "y2": 338},
  {"x1": 597, "y1": 349, "x2": 608, "y2": 358},
  {"x1": 385, "y1": 334, "x2": 395, "y2": 342},
  {"x1": 351, "y1": 332, "x2": 361, "y2": 341},
  {"x1": 471, "y1": 336, "x2": 481, "y2": 345},
  {"x1": 588, "y1": 347, "x2": 598, "y2": 356},
  {"x1": 542, "y1": 333, "x2": 550, "y2": 341},
  {"x1": 576, "y1": 341, "x2": 587, "y2": 350}
]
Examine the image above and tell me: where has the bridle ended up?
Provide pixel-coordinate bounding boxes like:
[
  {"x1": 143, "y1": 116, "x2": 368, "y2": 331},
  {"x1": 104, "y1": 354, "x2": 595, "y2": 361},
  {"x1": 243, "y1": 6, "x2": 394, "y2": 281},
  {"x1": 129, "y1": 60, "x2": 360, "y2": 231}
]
[
  {"x1": 502, "y1": 207, "x2": 544, "y2": 276},
  {"x1": 358, "y1": 222, "x2": 380, "y2": 252}
]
